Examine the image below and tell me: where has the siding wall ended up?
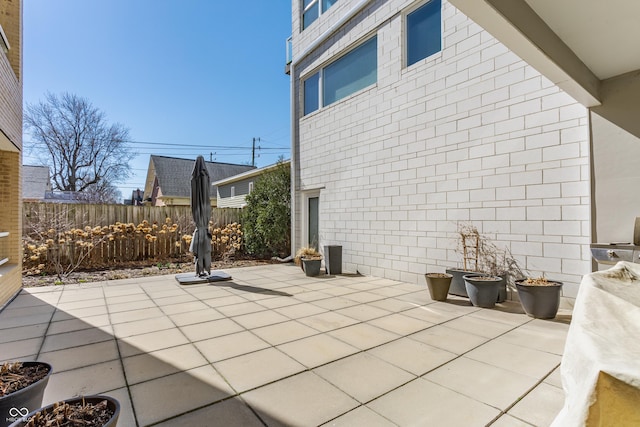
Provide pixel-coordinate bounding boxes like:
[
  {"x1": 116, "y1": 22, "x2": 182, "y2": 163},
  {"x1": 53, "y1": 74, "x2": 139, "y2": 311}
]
[
  {"x1": 217, "y1": 177, "x2": 255, "y2": 208},
  {"x1": 291, "y1": 0, "x2": 590, "y2": 298}
]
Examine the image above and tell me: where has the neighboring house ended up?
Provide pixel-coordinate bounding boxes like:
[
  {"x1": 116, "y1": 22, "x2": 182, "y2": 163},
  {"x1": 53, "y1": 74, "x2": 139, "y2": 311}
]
[
  {"x1": 143, "y1": 155, "x2": 255, "y2": 207},
  {"x1": 0, "y1": 0, "x2": 22, "y2": 307},
  {"x1": 125, "y1": 189, "x2": 144, "y2": 206},
  {"x1": 43, "y1": 191, "x2": 85, "y2": 204},
  {"x1": 212, "y1": 160, "x2": 291, "y2": 208},
  {"x1": 289, "y1": 0, "x2": 601, "y2": 300},
  {"x1": 22, "y1": 165, "x2": 52, "y2": 201}
]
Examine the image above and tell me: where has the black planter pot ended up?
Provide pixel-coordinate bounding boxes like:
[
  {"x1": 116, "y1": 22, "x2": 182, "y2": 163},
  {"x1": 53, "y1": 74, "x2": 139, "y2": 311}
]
[
  {"x1": 302, "y1": 259, "x2": 322, "y2": 277},
  {"x1": 515, "y1": 279, "x2": 563, "y2": 319},
  {"x1": 463, "y1": 275, "x2": 502, "y2": 308},
  {"x1": 0, "y1": 362, "x2": 52, "y2": 427},
  {"x1": 9, "y1": 395, "x2": 120, "y2": 427},
  {"x1": 447, "y1": 269, "x2": 507, "y2": 302}
]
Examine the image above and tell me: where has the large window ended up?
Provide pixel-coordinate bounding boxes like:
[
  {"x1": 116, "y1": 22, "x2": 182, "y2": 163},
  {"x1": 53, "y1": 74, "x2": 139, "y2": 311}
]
[
  {"x1": 302, "y1": 0, "x2": 338, "y2": 30},
  {"x1": 407, "y1": 0, "x2": 442, "y2": 67},
  {"x1": 303, "y1": 36, "x2": 377, "y2": 115}
]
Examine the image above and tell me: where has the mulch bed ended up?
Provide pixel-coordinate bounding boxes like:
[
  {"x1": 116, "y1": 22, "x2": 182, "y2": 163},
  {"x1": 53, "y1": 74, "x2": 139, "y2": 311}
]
[{"x1": 22, "y1": 258, "x2": 278, "y2": 287}]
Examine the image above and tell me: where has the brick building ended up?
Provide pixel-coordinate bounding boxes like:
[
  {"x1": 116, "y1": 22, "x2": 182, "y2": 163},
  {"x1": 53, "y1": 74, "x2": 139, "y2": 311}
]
[
  {"x1": 0, "y1": 0, "x2": 22, "y2": 307},
  {"x1": 289, "y1": 0, "x2": 592, "y2": 299}
]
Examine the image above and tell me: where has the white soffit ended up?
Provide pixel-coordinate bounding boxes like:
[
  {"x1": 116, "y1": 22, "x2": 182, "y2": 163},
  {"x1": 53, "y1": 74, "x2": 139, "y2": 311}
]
[{"x1": 525, "y1": 0, "x2": 640, "y2": 80}]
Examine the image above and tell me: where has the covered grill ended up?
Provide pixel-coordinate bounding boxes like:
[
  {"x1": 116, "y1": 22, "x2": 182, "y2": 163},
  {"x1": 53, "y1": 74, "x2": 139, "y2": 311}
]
[{"x1": 590, "y1": 217, "x2": 640, "y2": 265}]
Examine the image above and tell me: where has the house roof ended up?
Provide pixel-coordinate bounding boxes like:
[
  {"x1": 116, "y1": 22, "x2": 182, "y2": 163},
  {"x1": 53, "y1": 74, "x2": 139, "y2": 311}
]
[
  {"x1": 146, "y1": 155, "x2": 256, "y2": 199},
  {"x1": 211, "y1": 159, "x2": 291, "y2": 186},
  {"x1": 22, "y1": 165, "x2": 51, "y2": 200}
]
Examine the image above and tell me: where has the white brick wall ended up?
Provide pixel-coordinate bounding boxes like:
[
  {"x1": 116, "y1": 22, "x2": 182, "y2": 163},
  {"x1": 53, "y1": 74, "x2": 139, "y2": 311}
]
[{"x1": 292, "y1": 0, "x2": 590, "y2": 298}]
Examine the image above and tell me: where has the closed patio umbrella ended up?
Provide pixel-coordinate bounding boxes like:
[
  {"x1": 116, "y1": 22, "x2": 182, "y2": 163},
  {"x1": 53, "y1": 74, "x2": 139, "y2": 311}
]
[{"x1": 191, "y1": 155, "x2": 212, "y2": 277}]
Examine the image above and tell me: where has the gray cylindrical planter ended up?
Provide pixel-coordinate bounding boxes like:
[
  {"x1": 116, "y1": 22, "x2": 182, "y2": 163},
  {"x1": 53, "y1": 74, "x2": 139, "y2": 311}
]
[
  {"x1": 447, "y1": 269, "x2": 507, "y2": 302},
  {"x1": 463, "y1": 275, "x2": 501, "y2": 308},
  {"x1": 425, "y1": 273, "x2": 453, "y2": 301},
  {"x1": 324, "y1": 245, "x2": 342, "y2": 275},
  {"x1": 515, "y1": 279, "x2": 563, "y2": 319},
  {"x1": 302, "y1": 259, "x2": 321, "y2": 277},
  {"x1": 446, "y1": 269, "x2": 471, "y2": 297},
  {"x1": 1, "y1": 362, "x2": 52, "y2": 427}
]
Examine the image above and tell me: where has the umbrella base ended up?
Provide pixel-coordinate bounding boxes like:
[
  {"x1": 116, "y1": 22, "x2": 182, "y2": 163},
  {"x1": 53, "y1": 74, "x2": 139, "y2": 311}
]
[{"x1": 175, "y1": 271, "x2": 232, "y2": 285}]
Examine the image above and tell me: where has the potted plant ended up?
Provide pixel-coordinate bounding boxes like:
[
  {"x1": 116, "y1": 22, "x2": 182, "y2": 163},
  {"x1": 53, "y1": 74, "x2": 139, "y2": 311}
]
[
  {"x1": 294, "y1": 247, "x2": 321, "y2": 272},
  {"x1": 463, "y1": 274, "x2": 503, "y2": 308},
  {"x1": 424, "y1": 273, "x2": 453, "y2": 301},
  {"x1": 447, "y1": 223, "x2": 521, "y2": 302},
  {"x1": 9, "y1": 395, "x2": 120, "y2": 427},
  {"x1": 301, "y1": 255, "x2": 322, "y2": 277},
  {"x1": 515, "y1": 276, "x2": 563, "y2": 319},
  {"x1": 1, "y1": 362, "x2": 52, "y2": 427}
]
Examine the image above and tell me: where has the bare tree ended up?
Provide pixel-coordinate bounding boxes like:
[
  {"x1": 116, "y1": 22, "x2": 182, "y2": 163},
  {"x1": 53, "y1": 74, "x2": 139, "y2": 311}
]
[{"x1": 25, "y1": 92, "x2": 133, "y2": 203}]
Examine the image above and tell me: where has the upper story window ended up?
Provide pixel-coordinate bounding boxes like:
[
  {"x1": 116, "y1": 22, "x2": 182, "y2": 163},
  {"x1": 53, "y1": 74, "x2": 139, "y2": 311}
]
[
  {"x1": 303, "y1": 36, "x2": 377, "y2": 115},
  {"x1": 231, "y1": 186, "x2": 236, "y2": 197},
  {"x1": 248, "y1": 182, "x2": 254, "y2": 193},
  {"x1": 406, "y1": 0, "x2": 442, "y2": 67},
  {"x1": 303, "y1": 0, "x2": 338, "y2": 30}
]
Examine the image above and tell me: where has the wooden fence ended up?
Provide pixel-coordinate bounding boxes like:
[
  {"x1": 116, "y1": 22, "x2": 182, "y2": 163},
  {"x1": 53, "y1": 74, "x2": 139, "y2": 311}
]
[
  {"x1": 22, "y1": 203, "x2": 243, "y2": 272},
  {"x1": 23, "y1": 203, "x2": 242, "y2": 233}
]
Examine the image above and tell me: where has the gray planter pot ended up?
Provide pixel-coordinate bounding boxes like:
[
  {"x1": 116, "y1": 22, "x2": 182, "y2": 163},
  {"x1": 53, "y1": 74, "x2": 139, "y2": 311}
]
[
  {"x1": 447, "y1": 269, "x2": 507, "y2": 302},
  {"x1": 463, "y1": 275, "x2": 502, "y2": 308},
  {"x1": 425, "y1": 273, "x2": 453, "y2": 301},
  {"x1": 515, "y1": 279, "x2": 563, "y2": 319},
  {"x1": 9, "y1": 395, "x2": 120, "y2": 427},
  {"x1": 1, "y1": 362, "x2": 52, "y2": 427},
  {"x1": 446, "y1": 269, "x2": 473, "y2": 297},
  {"x1": 302, "y1": 259, "x2": 321, "y2": 277}
]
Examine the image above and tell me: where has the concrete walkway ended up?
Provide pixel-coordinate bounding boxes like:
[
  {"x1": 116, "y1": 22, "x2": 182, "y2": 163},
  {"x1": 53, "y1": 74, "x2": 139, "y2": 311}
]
[{"x1": 0, "y1": 264, "x2": 571, "y2": 426}]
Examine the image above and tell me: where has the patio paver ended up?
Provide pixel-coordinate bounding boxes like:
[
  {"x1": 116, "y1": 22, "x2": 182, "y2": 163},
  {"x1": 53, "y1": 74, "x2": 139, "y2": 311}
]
[{"x1": 0, "y1": 264, "x2": 572, "y2": 426}]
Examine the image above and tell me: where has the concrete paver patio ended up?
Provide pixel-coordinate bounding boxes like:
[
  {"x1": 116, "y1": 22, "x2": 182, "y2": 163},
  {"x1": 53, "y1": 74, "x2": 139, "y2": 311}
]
[{"x1": 0, "y1": 264, "x2": 571, "y2": 426}]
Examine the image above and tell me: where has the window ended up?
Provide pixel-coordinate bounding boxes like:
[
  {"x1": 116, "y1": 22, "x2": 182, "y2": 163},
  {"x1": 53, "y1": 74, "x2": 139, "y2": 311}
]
[
  {"x1": 406, "y1": 0, "x2": 442, "y2": 67},
  {"x1": 302, "y1": 0, "x2": 338, "y2": 30},
  {"x1": 248, "y1": 182, "x2": 254, "y2": 193},
  {"x1": 304, "y1": 73, "x2": 320, "y2": 115},
  {"x1": 303, "y1": 36, "x2": 377, "y2": 115},
  {"x1": 0, "y1": 25, "x2": 9, "y2": 54},
  {"x1": 0, "y1": 232, "x2": 8, "y2": 266},
  {"x1": 231, "y1": 186, "x2": 235, "y2": 197}
]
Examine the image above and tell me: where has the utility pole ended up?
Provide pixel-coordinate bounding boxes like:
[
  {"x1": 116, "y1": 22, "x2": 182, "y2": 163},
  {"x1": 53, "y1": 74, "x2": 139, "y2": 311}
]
[{"x1": 252, "y1": 137, "x2": 260, "y2": 167}]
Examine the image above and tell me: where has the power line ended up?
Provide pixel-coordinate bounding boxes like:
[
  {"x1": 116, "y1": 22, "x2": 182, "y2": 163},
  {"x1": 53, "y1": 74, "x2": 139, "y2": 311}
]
[{"x1": 22, "y1": 137, "x2": 290, "y2": 150}]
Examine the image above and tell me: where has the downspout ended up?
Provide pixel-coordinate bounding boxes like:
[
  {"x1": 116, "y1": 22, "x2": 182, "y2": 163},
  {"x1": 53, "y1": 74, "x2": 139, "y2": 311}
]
[
  {"x1": 290, "y1": 61, "x2": 296, "y2": 258},
  {"x1": 289, "y1": 0, "x2": 375, "y2": 257}
]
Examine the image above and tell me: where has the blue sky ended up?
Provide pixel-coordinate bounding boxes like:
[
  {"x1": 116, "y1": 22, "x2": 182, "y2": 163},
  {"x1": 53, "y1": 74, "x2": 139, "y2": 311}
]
[{"x1": 23, "y1": 1, "x2": 292, "y2": 200}]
